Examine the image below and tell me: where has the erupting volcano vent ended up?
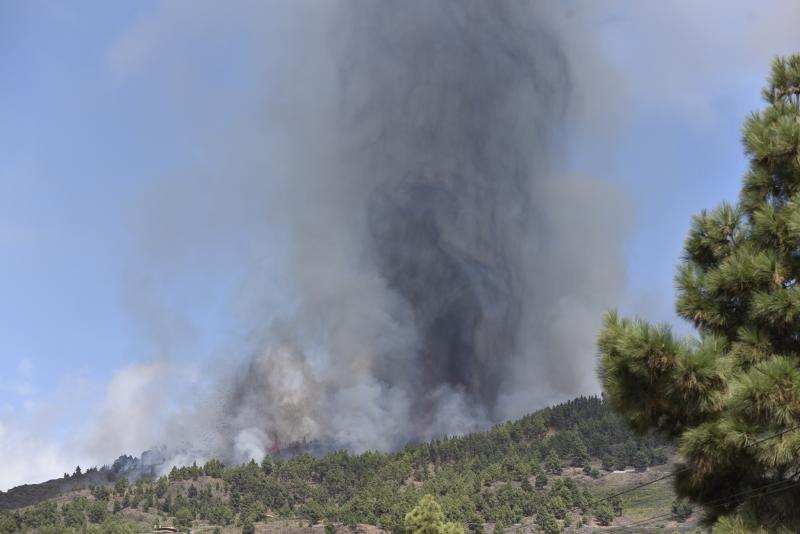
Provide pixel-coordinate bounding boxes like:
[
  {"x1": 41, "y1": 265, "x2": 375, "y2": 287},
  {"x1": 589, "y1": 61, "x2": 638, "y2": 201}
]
[{"x1": 135, "y1": 0, "x2": 629, "y2": 465}]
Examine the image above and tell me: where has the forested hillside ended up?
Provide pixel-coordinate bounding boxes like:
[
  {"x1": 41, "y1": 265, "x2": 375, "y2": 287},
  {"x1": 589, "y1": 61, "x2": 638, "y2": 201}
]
[{"x1": 0, "y1": 396, "x2": 687, "y2": 533}]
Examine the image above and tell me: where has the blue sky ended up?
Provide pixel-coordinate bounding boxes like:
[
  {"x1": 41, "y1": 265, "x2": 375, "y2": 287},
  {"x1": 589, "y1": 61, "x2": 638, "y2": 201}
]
[{"x1": 1, "y1": 0, "x2": 799, "y2": 490}]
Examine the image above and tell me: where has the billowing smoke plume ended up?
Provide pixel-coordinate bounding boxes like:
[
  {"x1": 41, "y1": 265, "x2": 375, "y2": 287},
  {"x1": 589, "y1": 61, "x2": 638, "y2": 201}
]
[
  {"x1": 103, "y1": 0, "x2": 631, "y2": 465},
  {"x1": 9, "y1": 0, "x2": 800, "y2": 493},
  {"x1": 158, "y1": 0, "x2": 631, "y2": 464}
]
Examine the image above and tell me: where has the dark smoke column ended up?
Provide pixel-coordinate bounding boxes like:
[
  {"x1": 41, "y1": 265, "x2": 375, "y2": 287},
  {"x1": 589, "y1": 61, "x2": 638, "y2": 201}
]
[
  {"x1": 207, "y1": 1, "x2": 590, "y2": 462},
  {"x1": 344, "y1": 1, "x2": 570, "y2": 423}
]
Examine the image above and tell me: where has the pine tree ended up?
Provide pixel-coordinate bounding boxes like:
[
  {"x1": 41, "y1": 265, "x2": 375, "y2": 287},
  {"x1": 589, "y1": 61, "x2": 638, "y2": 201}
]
[
  {"x1": 405, "y1": 495, "x2": 465, "y2": 534},
  {"x1": 544, "y1": 450, "x2": 563, "y2": 475},
  {"x1": 632, "y1": 449, "x2": 649, "y2": 472},
  {"x1": 570, "y1": 438, "x2": 591, "y2": 468},
  {"x1": 598, "y1": 55, "x2": 800, "y2": 531},
  {"x1": 671, "y1": 499, "x2": 693, "y2": 522},
  {"x1": 593, "y1": 501, "x2": 613, "y2": 527},
  {"x1": 535, "y1": 509, "x2": 559, "y2": 534},
  {"x1": 611, "y1": 496, "x2": 623, "y2": 518}
]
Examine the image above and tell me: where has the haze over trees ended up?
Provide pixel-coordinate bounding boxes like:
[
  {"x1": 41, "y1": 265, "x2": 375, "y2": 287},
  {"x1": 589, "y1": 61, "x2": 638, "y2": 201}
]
[
  {"x1": 0, "y1": 396, "x2": 669, "y2": 533},
  {"x1": 599, "y1": 55, "x2": 800, "y2": 533}
]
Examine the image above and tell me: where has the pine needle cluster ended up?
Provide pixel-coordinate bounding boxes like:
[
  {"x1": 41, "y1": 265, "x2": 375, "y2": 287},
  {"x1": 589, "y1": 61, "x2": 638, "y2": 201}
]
[{"x1": 598, "y1": 55, "x2": 800, "y2": 532}]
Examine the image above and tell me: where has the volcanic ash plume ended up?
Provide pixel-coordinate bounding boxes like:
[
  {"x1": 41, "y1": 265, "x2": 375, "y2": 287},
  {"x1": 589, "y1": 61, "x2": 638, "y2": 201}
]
[{"x1": 174, "y1": 0, "x2": 631, "y2": 463}]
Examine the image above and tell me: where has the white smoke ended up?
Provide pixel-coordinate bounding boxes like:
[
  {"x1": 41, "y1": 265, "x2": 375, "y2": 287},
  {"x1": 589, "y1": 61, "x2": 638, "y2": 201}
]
[
  {"x1": 100, "y1": 0, "x2": 629, "y2": 460},
  {"x1": 79, "y1": 0, "x2": 799, "y2": 468},
  {"x1": 112, "y1": 0, "x2": 635, "y2": 462}
]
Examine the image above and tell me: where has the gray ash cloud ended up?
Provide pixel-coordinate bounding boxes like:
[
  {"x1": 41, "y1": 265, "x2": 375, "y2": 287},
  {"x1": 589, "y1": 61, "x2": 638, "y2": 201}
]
[
  {"x1": 113, "y1": 0, "x2": 630, "y2": 465},
  {"x1": 352, "y1": 1, "x2": 568, "y2": 421},
  {"x1": 199, "y1": 1, "x2": 626, "y2": 462}
]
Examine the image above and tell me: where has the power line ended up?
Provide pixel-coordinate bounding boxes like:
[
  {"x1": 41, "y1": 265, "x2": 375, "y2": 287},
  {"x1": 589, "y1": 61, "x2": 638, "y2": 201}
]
[
  {"x1": 742, "y1": 422, "x2": 800, "y2": 448},
  {"x1": 596, "y1": 423, "x2": 800, "y2": 531},
  {"x1": 593, "y1": 467, "x2": 690, "y2": 505},
  {"x1": 480, "y1": 478, "x2": 800, "y2": 534},
  {"x1": 461, "y1": 423, "x2": 800, "y2": 533},
  {"x1": 596, "y1": 421, "x2": 800, "y2": 506},
  {"x1": 475, "y1": 422, "x2": 800, "y2": 533},
  {"x1": 608, "y1": 477, "x2": 800, "y2": 532},
  {"x1": 617, "y1": 479, "x2": 800, "y2": 532}
]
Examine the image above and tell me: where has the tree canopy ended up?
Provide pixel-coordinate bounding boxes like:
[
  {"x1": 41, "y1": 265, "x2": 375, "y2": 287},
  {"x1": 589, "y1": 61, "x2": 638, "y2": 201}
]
[
  {"x1": 2, "y1": 396, "x2": 656, "y2": 533},
  {"x1": 404, "y1": 495, "x2": 464, "y2": 534},
  {"x1": 599, "y1": 54, "x2": 800, "y2": 532}
]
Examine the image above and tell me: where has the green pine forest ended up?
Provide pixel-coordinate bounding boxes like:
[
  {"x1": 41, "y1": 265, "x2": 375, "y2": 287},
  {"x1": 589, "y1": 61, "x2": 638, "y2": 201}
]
[{"x1": 0, "y1": 396, "x2": 677, "y2": 534}]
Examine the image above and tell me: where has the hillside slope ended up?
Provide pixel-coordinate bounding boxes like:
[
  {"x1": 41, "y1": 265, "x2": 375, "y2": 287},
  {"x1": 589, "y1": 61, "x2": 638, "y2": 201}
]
[{"x1": 0, "y1": 396, "x2": 702, "y2": 533}]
